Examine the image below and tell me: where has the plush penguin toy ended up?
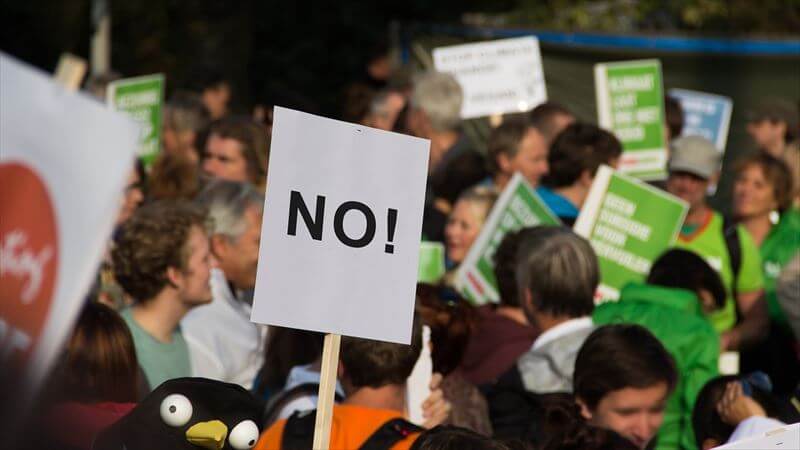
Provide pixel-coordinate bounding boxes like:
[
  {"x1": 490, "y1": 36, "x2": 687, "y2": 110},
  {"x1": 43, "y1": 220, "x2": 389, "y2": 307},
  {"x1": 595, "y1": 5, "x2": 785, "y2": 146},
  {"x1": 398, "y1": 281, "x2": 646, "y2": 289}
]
[{"x1": 93, "y1": 377, "x2": 263, "y2": 450}]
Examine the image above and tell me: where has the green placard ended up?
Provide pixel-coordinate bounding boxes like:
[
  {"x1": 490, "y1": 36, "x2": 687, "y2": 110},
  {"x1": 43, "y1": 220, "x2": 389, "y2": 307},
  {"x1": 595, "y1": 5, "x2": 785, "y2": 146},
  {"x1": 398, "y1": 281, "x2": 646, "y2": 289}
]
[
  {"x1": 456, "y1": 173, "x2": 561, "y2": 304},
  {"x1": 575, "y1": 165, "x2": 688, "y2": 301},
  {"x1": 418, "y1": 242, "x2": 446, "y2": 284},
  {"x1": 595, "y1": 60, "x2": 667, "y2": 180},
  {"x1": 107, "y1": 74, "x2": 164, "y2": 166}
]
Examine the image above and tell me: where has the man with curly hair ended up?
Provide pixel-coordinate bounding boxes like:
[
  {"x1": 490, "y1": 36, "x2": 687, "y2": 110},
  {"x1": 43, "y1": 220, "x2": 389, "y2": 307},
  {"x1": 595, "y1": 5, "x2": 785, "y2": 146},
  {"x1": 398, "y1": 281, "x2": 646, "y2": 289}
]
[{"x1": 112, "y1": 200, "x2": 214, "y2": 389}]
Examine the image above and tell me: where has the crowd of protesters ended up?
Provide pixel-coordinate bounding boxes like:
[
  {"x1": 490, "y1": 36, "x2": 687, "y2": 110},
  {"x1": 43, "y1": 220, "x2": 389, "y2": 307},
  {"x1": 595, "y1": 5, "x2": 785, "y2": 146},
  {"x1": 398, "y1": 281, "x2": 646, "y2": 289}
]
[{"x1": 19, "y1": 44, "x2": 800, "y2": 450}]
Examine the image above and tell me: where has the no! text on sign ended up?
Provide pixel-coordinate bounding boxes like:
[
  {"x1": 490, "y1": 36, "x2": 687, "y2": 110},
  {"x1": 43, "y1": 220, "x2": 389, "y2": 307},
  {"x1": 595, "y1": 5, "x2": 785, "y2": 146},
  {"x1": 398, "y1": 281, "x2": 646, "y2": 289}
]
[{"x1": 250, "y1": 107, "x2": 430, "y2": 345}]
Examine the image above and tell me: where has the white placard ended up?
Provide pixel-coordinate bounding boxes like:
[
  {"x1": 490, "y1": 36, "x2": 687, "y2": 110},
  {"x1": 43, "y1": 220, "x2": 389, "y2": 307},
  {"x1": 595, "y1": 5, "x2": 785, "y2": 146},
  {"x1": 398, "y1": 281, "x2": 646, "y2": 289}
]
[
  {"x1": 251, "y1": 107, "x2": 430, "y2": 345},
  {"x1": 433, "y1": 36, "x2": 547, "y2": 119},
  {"x1": 0, "y1": 53, "x2": 139, "y2": 397},
  {"x1": 712, "y1": 422, "x2": 799, "y2": 449}
]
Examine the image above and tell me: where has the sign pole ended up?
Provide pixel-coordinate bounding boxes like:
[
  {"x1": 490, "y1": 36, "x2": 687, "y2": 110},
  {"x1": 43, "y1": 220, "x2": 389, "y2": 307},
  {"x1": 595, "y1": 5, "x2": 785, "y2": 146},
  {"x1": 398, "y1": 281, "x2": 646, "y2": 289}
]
[{"x1": 313, "y1": 333, "x2": 342, "y2": 450}]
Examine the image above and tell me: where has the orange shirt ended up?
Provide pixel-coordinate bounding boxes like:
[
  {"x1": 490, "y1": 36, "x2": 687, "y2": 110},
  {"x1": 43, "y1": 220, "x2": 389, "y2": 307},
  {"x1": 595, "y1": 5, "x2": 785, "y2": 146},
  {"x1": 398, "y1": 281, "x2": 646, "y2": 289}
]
[{"x1": 255, "y1": 404, "x2": 420, "y2": 450}]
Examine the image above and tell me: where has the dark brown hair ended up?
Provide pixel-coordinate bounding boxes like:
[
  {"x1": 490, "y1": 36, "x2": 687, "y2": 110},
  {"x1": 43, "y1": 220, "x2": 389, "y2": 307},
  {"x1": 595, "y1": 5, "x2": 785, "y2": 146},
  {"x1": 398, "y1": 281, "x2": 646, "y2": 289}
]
[
  {"x1": 55, "y1": 302, "x2": 140, "y2": 403},
  {"x1": 411, "y1": 425, "x2": 509, "y2": 450},
  {"x1": 734, "y1": 152, "x2": 794, "y2": 212},
  {"x1": 416, "y1": 284, "x2": 475, "y2": 376},
  {"x1": 574, "y1": 324, "x2": 677, "y2": 410},
  {"x1": 664, "y1": 95, "x2": 684, "y2": 140},
  {"x1": 542, "y1": 122, "x2": 622, "y2": 189},
  {"x1": 340, "y1": 316, "x2": 422, "y2": 389},
  {"x1": 112, "y1": 200, "x2": 208, "y2": 302}
]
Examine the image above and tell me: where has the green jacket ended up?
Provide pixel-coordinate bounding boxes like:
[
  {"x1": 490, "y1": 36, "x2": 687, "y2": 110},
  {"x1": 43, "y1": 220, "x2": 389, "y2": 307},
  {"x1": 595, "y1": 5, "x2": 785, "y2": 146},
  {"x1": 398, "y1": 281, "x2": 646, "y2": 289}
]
[
  {"x1": 593, "y1": 283, "x2": 720, "y2": 450},
  {"x1": 761, "y1": 208, "x2": 800, "y2": 328}
]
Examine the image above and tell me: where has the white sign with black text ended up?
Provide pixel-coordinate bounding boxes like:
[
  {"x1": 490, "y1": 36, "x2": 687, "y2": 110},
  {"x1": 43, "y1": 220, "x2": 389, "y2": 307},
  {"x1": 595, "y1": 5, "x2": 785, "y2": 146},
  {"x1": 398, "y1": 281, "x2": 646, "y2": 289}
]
[
  {"x1": 251, "y1": 107, "x2": 430, "y2": 345},
  {"x1": 433, "y1": 36, "x2": 547, "y2": 119}
]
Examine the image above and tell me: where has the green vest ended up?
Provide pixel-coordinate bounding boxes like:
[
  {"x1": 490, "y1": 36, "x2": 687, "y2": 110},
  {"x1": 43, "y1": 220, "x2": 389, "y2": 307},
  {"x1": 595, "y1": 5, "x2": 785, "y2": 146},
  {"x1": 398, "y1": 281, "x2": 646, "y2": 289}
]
[{"x1": 593, "y1": 283, "x2": 720, "y2": 450}]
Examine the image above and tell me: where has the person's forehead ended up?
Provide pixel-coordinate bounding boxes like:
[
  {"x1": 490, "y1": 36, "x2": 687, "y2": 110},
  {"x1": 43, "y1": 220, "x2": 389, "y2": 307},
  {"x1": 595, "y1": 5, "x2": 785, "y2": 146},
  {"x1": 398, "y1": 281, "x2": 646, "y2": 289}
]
[{"x1": 207, "y1": 134, "x2": 244, "y2": 155}]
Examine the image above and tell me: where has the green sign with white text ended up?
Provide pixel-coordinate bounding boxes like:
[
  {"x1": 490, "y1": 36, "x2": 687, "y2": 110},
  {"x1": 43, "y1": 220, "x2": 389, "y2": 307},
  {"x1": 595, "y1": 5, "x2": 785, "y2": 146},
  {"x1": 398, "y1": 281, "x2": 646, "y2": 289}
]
[
  {"x1": 456, "y1": 173, "x2": 560, "y2": 304},
  {"x1": 574, "y1": 166, "x2": 687, "y2": 301},
  {"x1": 595, "y1": 60, "x2": 666, "y2": 180},
  {"x1": 107, "y1": 74, "x2": 164, "y2": 166}
]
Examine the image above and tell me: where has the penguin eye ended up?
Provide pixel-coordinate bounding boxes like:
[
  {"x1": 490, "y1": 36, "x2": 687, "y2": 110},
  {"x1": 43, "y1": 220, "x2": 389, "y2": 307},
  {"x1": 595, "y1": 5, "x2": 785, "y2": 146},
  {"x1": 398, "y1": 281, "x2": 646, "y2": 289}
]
[
  {"x1": 160, "y1": 394, "x2": 193, "y2": 427},
  {"x1": 228, "y1": 420, "x2": 259, "y2": 449}
]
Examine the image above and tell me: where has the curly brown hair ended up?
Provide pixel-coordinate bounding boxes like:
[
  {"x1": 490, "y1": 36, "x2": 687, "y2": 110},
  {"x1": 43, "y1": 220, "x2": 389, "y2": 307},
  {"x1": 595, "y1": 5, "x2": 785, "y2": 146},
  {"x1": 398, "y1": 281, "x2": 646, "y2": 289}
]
[{"x1": 112, "y1": 200, "x2": 208, "y2": 302}]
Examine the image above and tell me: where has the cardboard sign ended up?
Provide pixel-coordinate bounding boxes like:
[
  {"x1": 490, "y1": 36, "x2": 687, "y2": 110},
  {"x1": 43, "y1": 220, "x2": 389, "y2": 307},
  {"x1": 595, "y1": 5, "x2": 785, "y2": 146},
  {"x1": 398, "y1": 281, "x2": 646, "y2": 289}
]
[
  {"x1": 0, "y1": 53, "x2": 139, "y2": 401},
  {"x1": 669, "y1": 88, "x2": 733, "y2": 152},
  {"x1": 418, "y1": 242, "x2": 446, "y2": 284},
  {"x1": 456, "y1": 173, "x2": 560, "y2": 304},
  {"x1": 433, "y1": 36, "x2": 547, "y2": 119},
  {"x1": 712, "y1": 422, "x2": 799, "y2": 449},
  {"x1": 251, "y1": 107, "x2": 429, "y2": 345},
  {"x1": 595, "y1": 59, "x2": 667, "y2": 180},
  {"x1": 574, "y1": 165, "x2": 688, "y2": 301},
  {"x1": 107, "y1": 74, "x2": 164, "y2": 166}
]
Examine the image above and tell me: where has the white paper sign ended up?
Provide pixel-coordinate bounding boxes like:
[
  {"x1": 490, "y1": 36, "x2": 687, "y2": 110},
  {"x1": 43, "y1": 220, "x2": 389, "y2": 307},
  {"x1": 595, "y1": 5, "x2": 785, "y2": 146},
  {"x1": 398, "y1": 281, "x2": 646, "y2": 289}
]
[
  {"x1": 433, "y1": 36, "x2": 547, "y2": 119},
  {"x1": 251, "y1": 107, "x2": 430, "y2": 345},
  {"x1": 712, "y1": 422, "x2": 799, "y2": 449},
  {"x1": 0, "y1": 53, "x2": 139, "y2": 399}
]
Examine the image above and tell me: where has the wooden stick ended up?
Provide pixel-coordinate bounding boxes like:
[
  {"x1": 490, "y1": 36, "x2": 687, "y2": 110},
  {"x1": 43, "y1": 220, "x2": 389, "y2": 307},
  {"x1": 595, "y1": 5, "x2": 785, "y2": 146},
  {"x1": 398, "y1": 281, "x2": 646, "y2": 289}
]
[
  {"x1": 53, "y1": 53, "x2": 87, "y2": 91},
  {"x1": 313, "y1": 333, "x2": 341, "y2": 449}
]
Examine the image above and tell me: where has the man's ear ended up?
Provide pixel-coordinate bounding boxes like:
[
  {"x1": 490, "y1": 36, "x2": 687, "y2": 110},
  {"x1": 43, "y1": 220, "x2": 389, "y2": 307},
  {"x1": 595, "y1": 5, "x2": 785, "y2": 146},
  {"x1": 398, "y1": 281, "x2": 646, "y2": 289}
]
[
  {"x1": 497, "y1": 153, "x2": 513, "y2": 174},
  {"x1": 209, "y1": 234, "x2": 228, "y2": 260},
  {"x1": 702, "y1": 439, "x2": 721, "y2": 450},
  {"x1": 166, "y1": 266, "x2": 183, "y2": 289},
  {"x1": 576, "y1": 397, "x2": 593, "y2": 421}
]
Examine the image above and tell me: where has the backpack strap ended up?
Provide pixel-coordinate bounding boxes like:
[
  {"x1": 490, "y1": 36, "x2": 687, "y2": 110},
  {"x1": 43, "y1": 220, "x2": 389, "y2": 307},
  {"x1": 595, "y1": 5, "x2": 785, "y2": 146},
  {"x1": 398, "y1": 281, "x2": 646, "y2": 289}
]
[
  {"x1": 359, "y1": 418, "x2": 424, "y2": 450},
  {"x1": 263, "y1": 383, "x2": 343, "y2": 429},
  {"x1": 722, "y1": 216, "x2": 742, "y2": 301},
  {"x1": 279, "y1": 410, "x2": 422, "y2": 450},
  {"x1": 280, "y1": 409, "x2": 317, "y2": 450}
]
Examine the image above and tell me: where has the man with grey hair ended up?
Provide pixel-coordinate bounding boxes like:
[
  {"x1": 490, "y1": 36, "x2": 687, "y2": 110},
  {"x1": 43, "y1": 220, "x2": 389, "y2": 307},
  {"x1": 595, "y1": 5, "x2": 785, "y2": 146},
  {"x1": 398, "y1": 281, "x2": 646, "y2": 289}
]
[
  {"x1": 182, "y1": 179, "x2": 268, "y2": 387},
  {"x1": 406, "y1": 71, "x2": 489, "y2": 241},
  {"x1": 499, "y1": 226, "x2": 597, "y2": 393}
]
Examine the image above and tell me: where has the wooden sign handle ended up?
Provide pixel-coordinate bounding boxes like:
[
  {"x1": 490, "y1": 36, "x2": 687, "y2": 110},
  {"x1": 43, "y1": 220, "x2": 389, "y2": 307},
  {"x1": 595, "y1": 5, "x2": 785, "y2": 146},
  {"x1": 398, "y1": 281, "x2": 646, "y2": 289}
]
[{"x1": 313, "y1": 333, "x2": 341, "y2": 449}]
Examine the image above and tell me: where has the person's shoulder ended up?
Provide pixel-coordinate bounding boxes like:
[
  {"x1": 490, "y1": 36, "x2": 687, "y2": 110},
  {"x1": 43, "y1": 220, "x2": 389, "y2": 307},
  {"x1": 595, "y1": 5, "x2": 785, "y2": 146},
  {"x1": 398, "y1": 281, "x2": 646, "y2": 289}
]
[{"x1": 255, "y1": 417, "x2": 287, "y2": 450}]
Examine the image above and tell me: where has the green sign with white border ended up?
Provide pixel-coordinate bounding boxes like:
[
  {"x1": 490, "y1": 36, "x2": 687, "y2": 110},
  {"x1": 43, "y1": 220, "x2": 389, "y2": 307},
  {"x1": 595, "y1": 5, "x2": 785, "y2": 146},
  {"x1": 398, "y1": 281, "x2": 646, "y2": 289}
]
[
  {"x1": 456, "y1": 173, "x2": 560, "y2": 304},
  {"x1": 107, "y1": 74, "x2": 164, "y2": 166}
]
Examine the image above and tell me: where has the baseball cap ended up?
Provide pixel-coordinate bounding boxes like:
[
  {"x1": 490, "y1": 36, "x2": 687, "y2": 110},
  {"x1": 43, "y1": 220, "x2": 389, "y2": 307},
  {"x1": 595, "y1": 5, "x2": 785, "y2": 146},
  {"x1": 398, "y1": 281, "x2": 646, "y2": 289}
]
[{"x1": 669, "y1": 135, "x2": 720, "y2": 179}]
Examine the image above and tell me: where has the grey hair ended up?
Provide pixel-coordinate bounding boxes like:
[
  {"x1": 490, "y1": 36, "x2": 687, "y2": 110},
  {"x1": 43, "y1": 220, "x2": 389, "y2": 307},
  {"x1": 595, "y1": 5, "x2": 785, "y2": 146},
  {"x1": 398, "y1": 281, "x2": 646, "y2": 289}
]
[
  {"x1": 410, "y1": 71, "x2": 463, "y2": 131},
  {"x1": 195, "y1": 179, "x2": 264, "y2": 240},
  {"x1": 515, "y1": 226, "x2": 598, "y2": 318}
]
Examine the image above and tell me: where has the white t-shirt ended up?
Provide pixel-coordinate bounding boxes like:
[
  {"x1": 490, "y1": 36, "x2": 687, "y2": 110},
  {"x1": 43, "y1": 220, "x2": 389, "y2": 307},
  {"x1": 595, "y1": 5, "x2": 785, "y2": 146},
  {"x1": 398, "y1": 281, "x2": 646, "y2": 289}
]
[{"x1": 182, "y1": 268, "x2": 268, "y2": 388}]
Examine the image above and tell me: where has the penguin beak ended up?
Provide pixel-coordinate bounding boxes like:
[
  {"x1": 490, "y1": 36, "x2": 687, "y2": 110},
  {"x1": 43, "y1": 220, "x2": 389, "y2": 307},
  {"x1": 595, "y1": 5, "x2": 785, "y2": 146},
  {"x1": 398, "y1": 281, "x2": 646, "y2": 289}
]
[{"x1": 186, "y1": 420, "x2": 228, "y2": 450}]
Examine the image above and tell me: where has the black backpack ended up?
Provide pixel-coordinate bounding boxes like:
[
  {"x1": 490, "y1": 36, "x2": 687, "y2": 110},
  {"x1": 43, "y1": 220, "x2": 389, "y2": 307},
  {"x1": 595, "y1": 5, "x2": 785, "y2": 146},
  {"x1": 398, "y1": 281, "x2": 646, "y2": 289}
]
[
  {"x1": 279, "y1": 408, "x2": 422, "y2": 450},
  {"x1": 722, "y1": 216, "x2": 742, "y2": 301}
]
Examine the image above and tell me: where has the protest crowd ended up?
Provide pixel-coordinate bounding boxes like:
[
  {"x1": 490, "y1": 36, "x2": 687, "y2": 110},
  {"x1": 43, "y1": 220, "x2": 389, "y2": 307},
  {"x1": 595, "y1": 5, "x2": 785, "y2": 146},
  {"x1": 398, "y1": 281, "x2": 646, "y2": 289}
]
[{"x1": 5, "y1": 32, "x2": 800, "y2": 450}]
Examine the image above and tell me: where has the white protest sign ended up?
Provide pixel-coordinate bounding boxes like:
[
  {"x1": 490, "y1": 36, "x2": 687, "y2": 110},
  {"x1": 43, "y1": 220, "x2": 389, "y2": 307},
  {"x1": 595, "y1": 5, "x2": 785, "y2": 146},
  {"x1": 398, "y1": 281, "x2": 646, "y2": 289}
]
[
  {"x1": 433, "y1": 36, "x2": 547, "y2": 119},
  {"x1": 251, "y1": 107, "x2": 430, "y2": 345},
  {"x1": 0, "y1": 53, "x2": 139, "y2": 404},
  {"x1": 712, "y1": 422, "x2": 799, "y2": 449}
]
